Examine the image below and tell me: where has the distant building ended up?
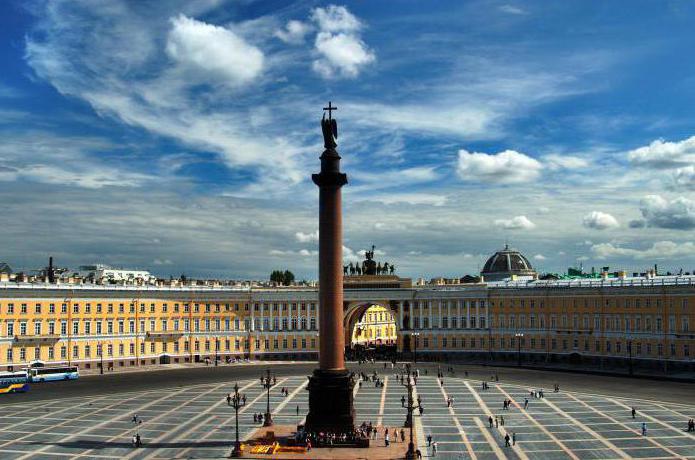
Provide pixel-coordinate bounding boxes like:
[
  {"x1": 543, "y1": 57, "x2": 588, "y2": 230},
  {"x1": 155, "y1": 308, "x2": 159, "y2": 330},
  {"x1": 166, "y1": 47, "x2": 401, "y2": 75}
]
[{"x1": 75, "y1": 264, "x2": 157, "y2": 284}]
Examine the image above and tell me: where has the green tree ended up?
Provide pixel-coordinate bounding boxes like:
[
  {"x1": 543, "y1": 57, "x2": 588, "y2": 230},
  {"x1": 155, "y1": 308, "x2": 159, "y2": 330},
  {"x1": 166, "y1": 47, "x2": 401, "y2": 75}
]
[{"x1": 270, "y1": 270, "x2": 295, "y2": 286}]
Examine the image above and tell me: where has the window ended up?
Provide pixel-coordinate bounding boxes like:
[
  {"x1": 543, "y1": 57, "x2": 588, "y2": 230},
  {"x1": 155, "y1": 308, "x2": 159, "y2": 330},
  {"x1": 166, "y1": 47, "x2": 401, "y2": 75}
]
[
  {"x1": 49, "y1": 303, "x2": 55, "y2": 314},
  {"x1": 35, "y1": 304, "x2": 41, "y2": 314},
  {"x1": 34, "y1": 321, "x2": 42, "y2": 335},
  {"x1": 85, "y1": 321, "x2": 91, "y2": 335},
  {"x1": 96, "y1": 321, "x2": 102, "y2": 334},
  {"x1": 72, "y1": 345, "x2": 79, "y2": 358}
]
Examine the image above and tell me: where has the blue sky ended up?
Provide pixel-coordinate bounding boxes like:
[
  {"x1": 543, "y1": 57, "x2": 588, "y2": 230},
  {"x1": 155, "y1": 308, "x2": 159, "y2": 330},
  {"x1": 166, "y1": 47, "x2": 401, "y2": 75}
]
[{"x1": 3, "y1": 0, "x2": 695, "y2": 279}]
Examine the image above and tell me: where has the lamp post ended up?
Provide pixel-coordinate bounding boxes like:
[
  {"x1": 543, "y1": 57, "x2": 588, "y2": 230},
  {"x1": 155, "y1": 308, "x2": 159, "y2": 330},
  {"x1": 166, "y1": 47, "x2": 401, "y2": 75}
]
[
  {"x1": 230, "y1": 382, "x2": 245, "y2": 458},
  {"x1": 412, "y1": 332, "x2": 420, "y2": 364},
  {"x1": 627, "y1": 340, "x2": 633, "y2": 376},
  {"x1": 262, "y1": 368, "x2": 275, "y2": 427},
  {"x1": 400, "y1": 363, "x2": 419, "y2": 460},
  {"x1": 99, "y1": 341, "x2": 104, "y2": 375},
  {"x1": 515, "y1": 333, "x2": 524, "y2": 367}
]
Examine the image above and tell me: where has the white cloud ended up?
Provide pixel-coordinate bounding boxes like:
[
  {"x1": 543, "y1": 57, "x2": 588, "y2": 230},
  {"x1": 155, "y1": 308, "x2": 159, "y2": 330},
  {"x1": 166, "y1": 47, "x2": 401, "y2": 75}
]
[
  {"x1": 275, "y1": 20, "x2": 311, "y2": 44},
  {"x1": 627, "y1": 136, "x2": 695, "y2": 169},
  {"x1": 310, "y1": 5, "x2": 374, "y2": 78},
  {"x1": 499, "y1": 5, "x2": 527, "y2": 15},
  {"x1": 310, "y1": 5, "x2": 362, "y2": 32},
  {"x1": 533, "y1": 254, "x2": 546, "y2": 260},
  {"x1": 582, "y1": 211, "x2": 619, "y2": 230},
  {"x1": 591, "y1": 241, "x2": 695, "y2": 260},
  {"x1": 363, "y1": 193, "x2": 447, "y2": 206},
  {"x1": 457, "y1": 149, "x2": 542, "y2": 184},
  {"x1": 638, "y1": 195, "x2": 695, "y2": 230},
  {"x1": 544, "y1": 154, "x2": 589, "y2": 170},
  {"x1": 269, "y1": 249, "x2": 318, "y2": 257},
  {"x1": 153, "y1": 258, "x2": 173, "y2": 265},
  {"x1": 494, "y1": 215, "x2": 536, "y2": 230},
  {"x1": 672, "y1": 166, "x2": 695, "y2": 190},
  {"x1": 295, "y1": 230, "x2": 319, "y2": 243},
  {"x1": 166, "y1": 15, "x2": 264, "y2": 86}
]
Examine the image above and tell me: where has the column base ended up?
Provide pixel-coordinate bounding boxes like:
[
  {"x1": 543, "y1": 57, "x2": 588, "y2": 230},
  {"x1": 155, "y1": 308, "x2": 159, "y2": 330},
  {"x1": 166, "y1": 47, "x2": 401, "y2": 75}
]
[{"x1": 305, "y1": 369, "x2": 355, "y2": 434}]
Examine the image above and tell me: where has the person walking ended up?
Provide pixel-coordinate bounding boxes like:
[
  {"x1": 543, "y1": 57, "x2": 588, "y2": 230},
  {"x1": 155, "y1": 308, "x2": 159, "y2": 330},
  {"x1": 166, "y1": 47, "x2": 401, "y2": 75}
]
[
  {"x1": 135, "y1": 433, "x2": 142, "y2": 447},
  {"x1": 385, "y1": 433, "x2": 390, "y2": 447},
  {"x1": 524, "y1": 398, "x2": 529, "y2": 409},
  {"x1": 432, "y1": 441, "x2": 437, "y2": 456},
  {"x1": 131, "y1": 434, "x2": 137, "y2": 448},
  {"x1": 504, "y1": 433, "x2": 511, "y2": 447},
  {"x1": 500, "y1": 415, "x2": 505, "y2": 426},
  {"x1": 489, "y1": 416, "x2": 493, "y2": 428},
  {"x1": 495, "y1": 417, "x2": 499, "y2": 428},
  {"x1": 427, "y1": 434, "x2": 432, "y2": 447},
  {"x1": 401, "y1": 395, "x2": 406, "y2": 407},
  {"x1": 632, "y1": 407, "x2": 636, "y2": 419},
  {"x1": 642, "y1": 422, "x2": 647, "y2": 436},
  {"x1": 296, "y1": 405, "x2": 300, "y2": 417},
  {"x1": 512, "y1": 432, "x2": 516, "y2": 445}
]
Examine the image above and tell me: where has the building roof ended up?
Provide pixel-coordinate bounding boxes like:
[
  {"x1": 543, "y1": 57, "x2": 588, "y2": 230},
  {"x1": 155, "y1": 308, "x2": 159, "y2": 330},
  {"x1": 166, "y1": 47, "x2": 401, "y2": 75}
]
[{"x1": 481, "y1": 245, "x2": 535, "y2": 277}]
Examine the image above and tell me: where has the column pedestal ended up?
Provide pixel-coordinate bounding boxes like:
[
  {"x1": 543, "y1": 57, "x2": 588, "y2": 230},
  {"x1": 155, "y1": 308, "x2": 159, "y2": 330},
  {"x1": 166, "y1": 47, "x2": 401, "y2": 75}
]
[{"x1": 305, "y1": 369, "x2": 355, "y2": 433}]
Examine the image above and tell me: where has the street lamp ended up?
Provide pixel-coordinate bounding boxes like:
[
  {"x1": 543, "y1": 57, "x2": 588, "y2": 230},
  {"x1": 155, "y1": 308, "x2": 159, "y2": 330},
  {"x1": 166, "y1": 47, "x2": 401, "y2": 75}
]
[
  {"x1": 99, "y1": 341, "x2": 104, "y2": 375},
  {"x1": 230, "y1": 382, "x2": 246, "y2": 458},
  {"x1": 412, "y1": 332, "x2": 420, "y2": 364},
  {"x1": 627, "y1": 340, "x2": 633, "y2": 376},
  {"x1": 262, "y1": 368, "x2": 275, "y2": 427},
  {"x1": 515, "y1": 333, "x2": 524, "y2": 367},
  {"x1": 400, "y1": 363, "x2": 419, "y2": 460}
]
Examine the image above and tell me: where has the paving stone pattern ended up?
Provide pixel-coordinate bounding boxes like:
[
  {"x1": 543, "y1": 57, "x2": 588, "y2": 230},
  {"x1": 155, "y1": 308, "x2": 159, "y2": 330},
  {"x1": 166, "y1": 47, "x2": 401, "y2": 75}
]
[{"x1": 0, "y1": 375, "x2": 693, "y2": 459}]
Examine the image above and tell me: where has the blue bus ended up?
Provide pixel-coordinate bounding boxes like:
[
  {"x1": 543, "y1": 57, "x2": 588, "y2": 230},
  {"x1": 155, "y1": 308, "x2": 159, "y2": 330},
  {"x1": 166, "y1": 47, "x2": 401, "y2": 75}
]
[
  {"x1": 0, "y1": 371, "x2": 30, "y2": 394},
  {"x1": 27, "y1": 366, "x2": 79, "y2": 382}
]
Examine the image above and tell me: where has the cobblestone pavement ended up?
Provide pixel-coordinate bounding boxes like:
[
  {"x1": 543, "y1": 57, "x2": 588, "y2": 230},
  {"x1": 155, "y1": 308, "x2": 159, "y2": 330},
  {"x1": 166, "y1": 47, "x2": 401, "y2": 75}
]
[{"x1": 0, "y1": 374, "x2": 693, "y2": 459}]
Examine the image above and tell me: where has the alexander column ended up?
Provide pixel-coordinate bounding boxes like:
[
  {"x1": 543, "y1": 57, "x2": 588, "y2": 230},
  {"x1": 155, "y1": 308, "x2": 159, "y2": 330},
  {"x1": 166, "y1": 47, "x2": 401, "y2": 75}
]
[{"x1": 305, "y1": 102, "x2": 355, "y2": 433}]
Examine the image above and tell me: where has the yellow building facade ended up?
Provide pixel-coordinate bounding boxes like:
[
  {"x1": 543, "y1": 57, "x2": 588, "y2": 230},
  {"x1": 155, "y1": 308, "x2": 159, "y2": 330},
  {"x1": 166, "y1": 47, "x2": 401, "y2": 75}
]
[
  {"x1": 0, "y1": 275, "x2": 694, "y2": 372},
  {"x1": 350, "y1": 304, "x2": 397, "y2": 346}
]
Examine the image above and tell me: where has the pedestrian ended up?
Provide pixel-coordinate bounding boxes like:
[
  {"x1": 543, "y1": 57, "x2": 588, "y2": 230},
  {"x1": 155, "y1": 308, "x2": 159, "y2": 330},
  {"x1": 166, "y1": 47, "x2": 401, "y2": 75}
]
[
  {"x1": 131, "y1": 434, "x2": 137, "y2": 448},
  {"x1": 296, "y1": 405, "x2": 300, "y2": 416},
  {"x1": 432, "y1": 441, "x2": 437, "y2": 455},
  {"x1": 401, "y1": 395, "x2": 406, "y2": 407},
  {"x1": 512, "y1": 432, "x2": 516, "y2": 445},
  {"x1": 227, "y1": 394, "x2": 231, "y2": 406},
  {"x1": 500, "y1": 416, "x2": 505, "y2": 426},
  {"x1": 489, "y1": 416, "x2": 493, "y2": 428},
  {"x1": 401, "y1": 429, "x2": 405, "y2": 442},
  {"x1": 495, "y1": 417, "x2": 499, "y2": 428},
  {"x1": 504, "y1": 433, "x2": 510, "y2": 447},
  {"x1": 385, "y1": 433, "x2": 390, "y2": 447},
  {"x1": 642, "y1": 422, "x2": 647, "y2": 436},
  {"x1": 136, "y1": 433, "x2": 142, "y2": 447},
  {"x1": 132, "y1": 414, "x2": 138, "y2": 423},
  {"x1": 416, "y1": 448, "x2": 422, "y2": 459},
  {"x1": 427, "y1": 434, "x2": 432, "y2": 446},
  {"x1": 524, "y1": 398, "x2": 528, "y2": 409},
  {"x1": 631, "y1": 407, "x2": 636, "y2": 419}
]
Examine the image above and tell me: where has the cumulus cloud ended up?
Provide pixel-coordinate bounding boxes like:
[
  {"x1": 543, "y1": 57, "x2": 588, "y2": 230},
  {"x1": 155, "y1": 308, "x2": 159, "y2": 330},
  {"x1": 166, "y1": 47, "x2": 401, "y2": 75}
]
[
  {"x1": 582, "y1": 211, "x2": 619, "y2": 230},
  {"x1": 166, "y1": 14, "x2": 264, "y2": 85},
  {"x1": 310, "y1": 5, "x2": 374, "y2": 78},
  {"x1": 275, "y1": 20, "x2": 311, "y2": 44},
  {"x1": 295, "y1": 230, "x2": 319, "y2": 243},
  {"x1": 591, "y1": 241, "x2": 695, "y2": 260},
  {"x1": 457, "y1": 149, "x2": 542, "y2": 184},
  {"x1": 637, "y1": 195, "x2": 695, "y2": 230},
  {"x1": 672, "y1": 166, "x2": 695, "y2": 190},
  {"x1": 544, "y1": 154, "x2": 589, "y2": 170},
  {"x1": 494, "y1": 215, "x2": 536, "y2": 230},
  {"x1": 533, "y1": 254, "x2": 546, "y2": 261},
  {"x1": 269, "y1": 249, "x2": 318, "y2": 257},
  {"x1": 627, "y1": 136, "x2": 695, "y2": 169}
]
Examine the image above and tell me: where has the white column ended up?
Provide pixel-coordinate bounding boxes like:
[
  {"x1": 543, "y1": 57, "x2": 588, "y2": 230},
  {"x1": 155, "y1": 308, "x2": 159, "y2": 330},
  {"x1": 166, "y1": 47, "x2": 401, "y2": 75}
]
[
  {"x1": 418, "y1": 301, "x2": 423, "y2": 330},
  {"x1": 457, "y1": 300, "x2": 461, "y2": 329},
  {"x1": 446, "y1": 300, "x2": 451, "y2": 329},
  {"x1": 466, "y1": 301, "x2": 471, "y2": 329},
  {"x1": 476, "y1": 300, "x2": 480, "y2": 329},
  {"x1": 409, "y1": 301, "x2": 414, "y2": 330},
  {"x1": 438, "y1": 300, "x2": 442, "y2": 329},
  {"x1": 250, "y1": 301, "x2": 255, "y2": 331},
  {"x1": 259, "y1": 301, "x2": 264, "y2": 331},
  {"x1": 428, "y1": 300, "x2": 433, "y2": 329},
  {"x1": 398, "y1": 301, "x2": 404, "y2": 331}
]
